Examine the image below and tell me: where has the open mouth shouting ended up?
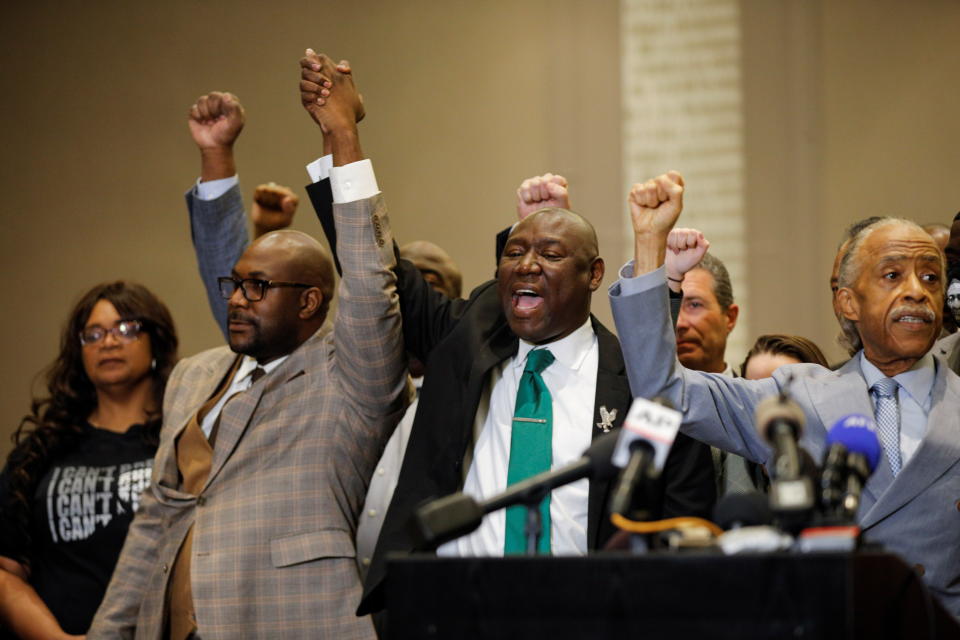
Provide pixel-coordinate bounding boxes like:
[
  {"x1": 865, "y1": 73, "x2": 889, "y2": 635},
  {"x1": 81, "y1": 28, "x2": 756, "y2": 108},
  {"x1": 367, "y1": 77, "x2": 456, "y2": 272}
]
[{"x1": 512, "y1": 287, "x2": 544, "y2": 316}]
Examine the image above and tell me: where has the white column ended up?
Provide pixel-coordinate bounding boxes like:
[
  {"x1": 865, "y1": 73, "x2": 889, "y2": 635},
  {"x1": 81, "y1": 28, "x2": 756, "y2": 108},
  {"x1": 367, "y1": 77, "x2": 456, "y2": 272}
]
[{"x1": 621, "y1": 0, "x2": 748, "y2": 363}]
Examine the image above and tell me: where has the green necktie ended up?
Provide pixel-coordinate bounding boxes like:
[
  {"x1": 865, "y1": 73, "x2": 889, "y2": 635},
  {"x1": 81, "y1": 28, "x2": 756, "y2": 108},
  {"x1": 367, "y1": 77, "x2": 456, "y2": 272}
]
[{"x1": 504, "y1": 348, "x2": 555, "y2": 554}]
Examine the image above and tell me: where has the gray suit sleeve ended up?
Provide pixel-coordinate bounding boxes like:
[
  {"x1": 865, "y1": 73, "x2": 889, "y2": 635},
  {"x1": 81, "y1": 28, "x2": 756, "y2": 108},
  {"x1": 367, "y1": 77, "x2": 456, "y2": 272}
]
[
  {"x1": 331, "y1": 194, "x2": 408, "y2": 416},
  {"x1": 185, "y1": 184, "x2": 249, "y2": 339},
  {"x1": 609, "y1": 278, "x2": 776, "y2": 464}
]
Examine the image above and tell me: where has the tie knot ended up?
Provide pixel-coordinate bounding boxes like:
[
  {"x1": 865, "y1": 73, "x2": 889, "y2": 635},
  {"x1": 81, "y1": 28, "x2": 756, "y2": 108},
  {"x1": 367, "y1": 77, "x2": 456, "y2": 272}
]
[
  {"x1": 250, "y1": 367, "x2": 267, "y2": 384},
  {"x1": 872, "y1": 377, "x2": 898, "y2": 398},
  {"x1": 524, "y1": 349, "x2": 555, "y2": 375}
]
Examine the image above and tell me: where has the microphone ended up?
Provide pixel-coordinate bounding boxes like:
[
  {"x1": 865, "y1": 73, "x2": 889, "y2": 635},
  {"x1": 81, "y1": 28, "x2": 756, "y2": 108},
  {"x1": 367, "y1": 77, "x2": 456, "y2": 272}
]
[
  {"x1": 411, "y1": 431, "x2": 620, "y2": 550},
  {"x1": 821, "y1": 414, "x2": 881, "y2": 521},
  {"x1": 713, "y1": 492, "x2": 773, "y2": 530},
  {"x1": 755, "y1": 393, "x2": 815, "y2": 529},
  {"x1": 714, "y1": 492, "x2": 795, "y2": 555},
  {"x1": 609, "y1": 397, "x2": 681, "y2": 517}
]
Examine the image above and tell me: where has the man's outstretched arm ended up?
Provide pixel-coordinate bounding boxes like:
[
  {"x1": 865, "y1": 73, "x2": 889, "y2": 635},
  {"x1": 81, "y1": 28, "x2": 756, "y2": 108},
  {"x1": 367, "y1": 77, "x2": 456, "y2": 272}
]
[
  {"x1": 609, "y1": 173, "x2": 777, "y2": 463},
  {"x1": 183, "y1": 91, "x2": 248, "y2": 337},
  {"x1": 300, "y1": 49, "x2": 407, "y2": 415}
]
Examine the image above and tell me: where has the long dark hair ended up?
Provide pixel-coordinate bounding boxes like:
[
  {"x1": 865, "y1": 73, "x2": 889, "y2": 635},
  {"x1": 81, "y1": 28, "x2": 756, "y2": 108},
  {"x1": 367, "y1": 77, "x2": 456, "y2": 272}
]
[{"x1": 4, "y1": 281, "x2": 178, "y2": 567}]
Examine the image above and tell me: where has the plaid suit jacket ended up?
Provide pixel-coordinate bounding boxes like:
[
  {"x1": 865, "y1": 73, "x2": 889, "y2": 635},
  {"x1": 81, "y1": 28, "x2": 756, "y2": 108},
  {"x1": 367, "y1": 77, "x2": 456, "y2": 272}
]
[{"x1": 89, "y1": 194, "x2": 407, "y2": 639}]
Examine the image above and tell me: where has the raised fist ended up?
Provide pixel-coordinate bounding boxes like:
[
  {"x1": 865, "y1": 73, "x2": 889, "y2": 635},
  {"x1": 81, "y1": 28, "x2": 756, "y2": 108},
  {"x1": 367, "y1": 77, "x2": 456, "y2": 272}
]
[
  {"x1": 516, "y1": 173, "x2": 570, "y2": 220},
  {"x1": 251, "y1": 183, "x2": 299, "y2": 237},
  {"x1": 665, "y1": 227, "x2": 710, "y2": 286},
  {"x1": 628, "y1": 171, "x2": 685, "y2": 238},
  {"x1": 299, "y1": 49, "x2": 364, "y2": 134},
  {"x1": 188, "y1": 92, "x2": 245, "y2": 150}
]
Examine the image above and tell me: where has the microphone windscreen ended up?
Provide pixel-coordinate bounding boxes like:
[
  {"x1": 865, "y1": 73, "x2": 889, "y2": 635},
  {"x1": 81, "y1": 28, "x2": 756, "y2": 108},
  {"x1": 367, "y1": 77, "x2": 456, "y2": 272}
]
[
  {"x1": 585, "y1": 431, "x2": 621, "y2": 481},
  {"x1": 826, "y1": 413, "x2": 881, "y2": 473},
  {"x1": 713, "y1": 491, "x2": 773, "y2": 529},
  {"x1": 755, "y1": 394, "x2": 806, "y2": 441}
]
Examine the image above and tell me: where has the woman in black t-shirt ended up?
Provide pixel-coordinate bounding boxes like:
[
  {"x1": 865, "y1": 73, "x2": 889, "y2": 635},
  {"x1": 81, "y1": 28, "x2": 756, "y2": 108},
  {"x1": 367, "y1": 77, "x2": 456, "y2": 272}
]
[{"x1": 0, "y1": 281, "x2": 177, "y2": 639}]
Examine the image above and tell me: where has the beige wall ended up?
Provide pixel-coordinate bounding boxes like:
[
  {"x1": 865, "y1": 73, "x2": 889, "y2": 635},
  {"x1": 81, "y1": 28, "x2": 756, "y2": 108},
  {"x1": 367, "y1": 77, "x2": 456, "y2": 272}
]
[
  {"x1": 0, "y1": 1, "x2": 622, "y2": 458},
  {"x1": 742, "y1": 0, "x2": 960, "y2": 366}
]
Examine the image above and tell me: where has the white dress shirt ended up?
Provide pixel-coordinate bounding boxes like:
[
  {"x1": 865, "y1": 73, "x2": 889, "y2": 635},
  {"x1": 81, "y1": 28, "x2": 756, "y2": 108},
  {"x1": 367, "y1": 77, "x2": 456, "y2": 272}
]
[
  {"x1": 195, "y1": 153, "x2": 381, "y2": 204},
  {"x1": 199, "y1": 355, "x2": 287, "y2": 438},
  {"x1": 437, "y1": 318, "x2": 599, "y2": 557}
]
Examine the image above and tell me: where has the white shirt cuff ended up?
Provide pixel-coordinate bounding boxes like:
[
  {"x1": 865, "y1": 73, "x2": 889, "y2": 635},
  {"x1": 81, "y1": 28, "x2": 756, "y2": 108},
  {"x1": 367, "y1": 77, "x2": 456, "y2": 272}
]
[
  {"x1": 195, "y1": 175, "x2": 239, "y2": 201},
  {"x1": 306, "y1": 154, "x2": 334, "y2": 183},
  {"x1": 330, "y1": 159, "x2": 380, "y2": 204},
  {"x1": 616, "y1": 262, "x2": 667, "y2": 296}
]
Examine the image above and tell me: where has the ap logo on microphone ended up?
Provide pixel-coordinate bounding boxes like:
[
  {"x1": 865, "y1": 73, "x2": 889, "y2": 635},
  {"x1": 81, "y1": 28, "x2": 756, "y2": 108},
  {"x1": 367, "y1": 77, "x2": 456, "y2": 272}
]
[{"x1": 612, "y1": 397, "x2": 682, "y2": 472}]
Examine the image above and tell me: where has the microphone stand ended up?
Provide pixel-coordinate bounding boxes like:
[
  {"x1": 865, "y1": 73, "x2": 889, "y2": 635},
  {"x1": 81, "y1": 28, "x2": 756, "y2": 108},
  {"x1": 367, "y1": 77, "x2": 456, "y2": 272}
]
[{"x1": 525, "y1": 501, "x2": 542, "y2": 555}]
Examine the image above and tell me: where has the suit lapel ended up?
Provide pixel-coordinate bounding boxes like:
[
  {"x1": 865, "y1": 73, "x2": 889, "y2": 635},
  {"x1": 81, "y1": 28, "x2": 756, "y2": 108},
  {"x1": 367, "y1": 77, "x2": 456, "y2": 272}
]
[
  {"x1": 466, "y1": 318, "x2": 517, "y2": 420},
  {"x1": 587, "y1": 318, "x2": 629, "y2": 548},
  {"x1": 860, "y1": 361, "x2": 960, "y2": 529},
  {"x1": 203, "y1": 337, "x2": 314, "y2": 491},
  {"x1": 803, "y1": 357, "x2": 892, "y2": 511},
  {"x1": 155, "y1": 350, "x2": 239, "y2": 503}
]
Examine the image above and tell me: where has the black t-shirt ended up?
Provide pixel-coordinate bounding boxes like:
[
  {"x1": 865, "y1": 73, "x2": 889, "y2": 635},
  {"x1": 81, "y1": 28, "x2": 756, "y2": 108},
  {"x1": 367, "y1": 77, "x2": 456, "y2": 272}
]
[{"x1": 0, "y1": 422, "x2": 155, "y2": 635}]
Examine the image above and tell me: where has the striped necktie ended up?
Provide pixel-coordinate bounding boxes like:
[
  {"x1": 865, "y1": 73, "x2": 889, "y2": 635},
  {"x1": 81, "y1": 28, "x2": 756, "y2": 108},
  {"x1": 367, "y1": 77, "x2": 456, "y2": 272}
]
[{"x1": 871, "y1": 377, "x2": 902, "y2": 476}]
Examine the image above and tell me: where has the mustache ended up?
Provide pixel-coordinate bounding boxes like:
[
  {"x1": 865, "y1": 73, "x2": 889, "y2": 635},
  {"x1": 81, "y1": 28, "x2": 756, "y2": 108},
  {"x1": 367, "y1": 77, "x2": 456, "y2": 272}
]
[
  {"x1": 891, "y1": 305, "x2": 936, "y2": 322},
  {"x1": 228, "y1": 310, "x2": 258, "y2": 325}
]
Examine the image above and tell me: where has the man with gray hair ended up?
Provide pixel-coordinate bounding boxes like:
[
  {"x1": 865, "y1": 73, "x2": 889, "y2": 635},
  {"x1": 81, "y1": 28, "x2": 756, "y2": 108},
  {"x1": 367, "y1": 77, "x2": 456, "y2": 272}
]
[
  {"x1": 612, "y1": 171, "x2": 960, "y2": 617},
  {"x1": 668, "y1": 247, "x2": 762, "y2": 495},
  {"x1": 673, "y1": 252, "x2": 739, "y2": 376}
]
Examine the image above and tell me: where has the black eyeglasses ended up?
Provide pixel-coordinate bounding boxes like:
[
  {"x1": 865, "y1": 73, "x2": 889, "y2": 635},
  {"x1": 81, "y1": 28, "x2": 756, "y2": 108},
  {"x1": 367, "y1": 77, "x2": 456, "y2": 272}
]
[
  {"x1": 218, "y1": 277, "x2": 314, "y2": 302},
  {"x1": 79, "y1": 320, "x2": 144, "y2": 346}
]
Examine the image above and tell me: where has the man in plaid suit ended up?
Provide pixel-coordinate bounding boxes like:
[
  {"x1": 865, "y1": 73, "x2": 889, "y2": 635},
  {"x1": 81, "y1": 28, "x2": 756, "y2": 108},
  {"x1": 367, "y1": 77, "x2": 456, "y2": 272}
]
[{"x1": 89, "y1": 58, "x2": 403, "y2": 638}]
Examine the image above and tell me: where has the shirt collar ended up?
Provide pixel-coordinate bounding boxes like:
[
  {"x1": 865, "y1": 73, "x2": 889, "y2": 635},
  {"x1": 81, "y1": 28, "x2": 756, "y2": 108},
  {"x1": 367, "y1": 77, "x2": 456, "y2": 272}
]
[
  {"x1": 859, "y1": 351, "x2": 936, "y2": 408},
  {"x1": 236, "y1": 354, "x2": 289, "y2": 384},
  {"x1": 514, "y1": 318, "x2": 596, "y2": 373}
]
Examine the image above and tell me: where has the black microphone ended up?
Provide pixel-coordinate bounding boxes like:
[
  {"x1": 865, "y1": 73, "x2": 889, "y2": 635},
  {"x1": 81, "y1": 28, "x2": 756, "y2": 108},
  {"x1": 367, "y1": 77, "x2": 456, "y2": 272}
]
[
  {"x1": 755, "y1": 393, "x2": 815, "y2": 529},
  {"x1": 820, "y1": 414, "x2": 881, "y2": 521},
  {"x1": 609, "y1": 397, "x2": 681, "y2": 517},
  {"x1": 411, "y1": 431, "x2": 620, "y2": 550},
  {"x1": 713, "y1": 492, "x2": 773, "y2": 530}
]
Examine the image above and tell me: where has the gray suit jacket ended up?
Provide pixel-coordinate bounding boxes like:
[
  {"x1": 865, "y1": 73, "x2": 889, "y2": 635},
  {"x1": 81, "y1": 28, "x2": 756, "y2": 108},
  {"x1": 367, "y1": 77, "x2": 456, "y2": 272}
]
[
  {"x1": 610, "y1": 271, "x2": 960, "y2": 616},
  {"x1": 936, "y1": 331, "x2": 960, "y2": 376},
  {"x1": 88, "y1": 195, "x2": 407, "y2": 638}
]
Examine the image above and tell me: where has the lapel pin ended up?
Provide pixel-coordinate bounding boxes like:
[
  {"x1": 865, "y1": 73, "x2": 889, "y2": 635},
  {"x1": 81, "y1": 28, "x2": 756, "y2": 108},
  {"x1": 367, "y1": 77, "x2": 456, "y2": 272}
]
[{"x1": 597, "y1": 406, "x2": 617, "y2": 433}]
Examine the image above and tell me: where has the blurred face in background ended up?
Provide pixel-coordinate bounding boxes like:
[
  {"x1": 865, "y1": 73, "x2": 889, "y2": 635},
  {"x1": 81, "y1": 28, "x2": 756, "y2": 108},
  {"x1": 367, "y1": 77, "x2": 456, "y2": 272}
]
[{"x1": 676, "y1": 268, "x2": 738, "y2": 373}]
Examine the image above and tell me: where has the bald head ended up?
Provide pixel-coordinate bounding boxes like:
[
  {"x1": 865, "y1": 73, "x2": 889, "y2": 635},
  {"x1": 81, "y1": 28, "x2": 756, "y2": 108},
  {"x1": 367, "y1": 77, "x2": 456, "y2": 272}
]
[
  {"x1": 227, "y1": 230, "x2": 336, "y2": 363},
  {"x1": 513, "y1": 208, "x2": 599, "y2": 262},
  {"x1": 497, "y1": 207, "x2": 605, "y2": 344},
  {"x1": 249, "y1": 230, "x2": 335, "y2": 311},
  {"x1": 400, "y1": 240, "x2": 462, "y2": 299}
]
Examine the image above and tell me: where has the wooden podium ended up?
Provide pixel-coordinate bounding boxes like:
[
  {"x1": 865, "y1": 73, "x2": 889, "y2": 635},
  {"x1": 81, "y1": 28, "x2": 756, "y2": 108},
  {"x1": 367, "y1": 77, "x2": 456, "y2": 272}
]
[{"x1": 384, "y1": 551, "x2": 959, "y2": 639}]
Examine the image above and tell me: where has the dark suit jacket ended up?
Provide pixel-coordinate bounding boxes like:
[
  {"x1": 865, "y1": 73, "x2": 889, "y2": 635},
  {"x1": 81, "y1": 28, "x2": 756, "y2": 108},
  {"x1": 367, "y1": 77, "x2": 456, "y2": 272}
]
[{"x1": 305, "y1": 181, "x2": 715, "y2": 616}]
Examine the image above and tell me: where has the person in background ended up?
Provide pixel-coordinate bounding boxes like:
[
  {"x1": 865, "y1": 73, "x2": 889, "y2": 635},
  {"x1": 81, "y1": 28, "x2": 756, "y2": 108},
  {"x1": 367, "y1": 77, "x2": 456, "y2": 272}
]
[
  {"x1": 0, "y1": 282, "x2": 177, "y2": 639},
  {"x1": 250, "y1": 182, "x2": 299, "y2": 240},
  {"x1": 922, "y1": 222, "x2": 950, "y2": 252},
  {"x1": 740, "y1": 334, "x2": 829, "y2": 380}
]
